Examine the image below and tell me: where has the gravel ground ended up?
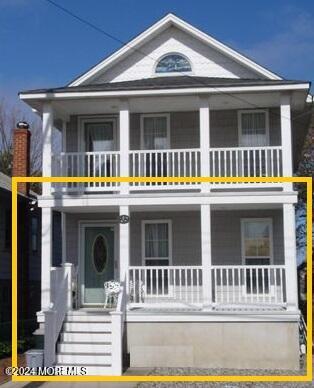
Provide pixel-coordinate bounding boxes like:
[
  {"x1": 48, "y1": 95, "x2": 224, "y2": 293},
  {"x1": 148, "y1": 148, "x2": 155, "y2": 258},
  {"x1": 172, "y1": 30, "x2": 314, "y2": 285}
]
[{"x1": 136, "y1": 356, "x2": 312, "y2": 388}]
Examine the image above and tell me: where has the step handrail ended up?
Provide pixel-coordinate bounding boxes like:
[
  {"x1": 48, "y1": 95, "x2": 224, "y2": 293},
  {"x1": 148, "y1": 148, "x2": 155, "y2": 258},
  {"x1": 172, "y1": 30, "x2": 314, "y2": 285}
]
[
  {"x1": 44, "y1": 263, "x2": 73, "y2": 367},
  {"x1": 110, "y1": 279, "x2": 127, "y2": 376}
]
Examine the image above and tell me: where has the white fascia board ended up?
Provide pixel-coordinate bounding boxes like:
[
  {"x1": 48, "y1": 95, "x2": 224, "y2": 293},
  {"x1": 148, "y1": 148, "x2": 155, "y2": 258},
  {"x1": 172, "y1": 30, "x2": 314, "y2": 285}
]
[
  {"x1": 68, "y1": 13, "x2": 281, "y2": 87},
  {"x1": 19, "y1": 83, "x2": 310, "y2": 101},
  {"x1": 37, "y1": 192, "x2": 297, "y2": 208}
]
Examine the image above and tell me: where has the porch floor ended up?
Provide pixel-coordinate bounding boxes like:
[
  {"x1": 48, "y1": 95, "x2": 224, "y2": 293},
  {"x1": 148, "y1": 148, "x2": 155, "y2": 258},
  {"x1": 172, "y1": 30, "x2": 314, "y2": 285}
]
[{"x1": 71, "y1": 304, "x2": 287, "y2": 315}]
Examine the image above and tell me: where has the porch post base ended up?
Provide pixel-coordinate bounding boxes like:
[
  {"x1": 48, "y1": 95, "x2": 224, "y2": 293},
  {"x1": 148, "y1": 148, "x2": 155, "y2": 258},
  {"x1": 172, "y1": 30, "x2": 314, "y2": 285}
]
[
  {"x1": 202, "y1": 303, "x2": 213, "y2": 311},
  {"x1": 286, "y1": 304, "x2": 299, "y2": 313}
]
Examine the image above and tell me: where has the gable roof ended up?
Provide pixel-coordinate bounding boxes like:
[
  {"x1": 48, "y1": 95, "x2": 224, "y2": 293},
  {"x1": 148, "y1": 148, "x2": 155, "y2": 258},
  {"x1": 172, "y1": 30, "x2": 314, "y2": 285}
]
[{"x1": 69, "y1": 13, "x2": 282, "y2": 87}]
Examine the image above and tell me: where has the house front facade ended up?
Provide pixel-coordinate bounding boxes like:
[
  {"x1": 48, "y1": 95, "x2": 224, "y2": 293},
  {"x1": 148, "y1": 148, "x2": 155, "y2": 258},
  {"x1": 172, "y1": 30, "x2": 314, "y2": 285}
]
[{"x1": 20, "y1": 14, "x2": 311, "y2": 375}]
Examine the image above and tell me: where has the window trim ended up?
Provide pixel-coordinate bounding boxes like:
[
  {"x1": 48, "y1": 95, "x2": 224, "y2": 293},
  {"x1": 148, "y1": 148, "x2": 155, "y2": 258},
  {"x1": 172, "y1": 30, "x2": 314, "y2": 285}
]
[
  {"x1": 141, "y1": 219, "x2": 173, "y2": 265},
  {"x1": 240, "y1": 218, "x2": 274, "y2": 265},
  {"x1": 237, "y1": 109, "x2": 270, "y2": 147},
  {"x1": 140, "y1": 113, "x2": 170, "y2": 150},
  {"x1": 154, "y1": 52, "x2": 193, "y2": 76},
  {"x1": 78, "y1": 115, "x2": 118, "y2": 152}
]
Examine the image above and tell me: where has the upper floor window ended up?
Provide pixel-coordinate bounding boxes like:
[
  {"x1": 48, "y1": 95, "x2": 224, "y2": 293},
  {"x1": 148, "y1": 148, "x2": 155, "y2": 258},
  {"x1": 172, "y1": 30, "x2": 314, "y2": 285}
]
[
  {"x1": 155, "y1": 54, "x2": 192, "y2": 74},
  {"x1": 141, "y1": 114, "x2": 170, "y2": 150},
  {"x1": 238, "y1": 110, "x2": 269, "y2": 147},
  {"x1": 83, "y1": 118, "x2": 117, "y2": 152}
]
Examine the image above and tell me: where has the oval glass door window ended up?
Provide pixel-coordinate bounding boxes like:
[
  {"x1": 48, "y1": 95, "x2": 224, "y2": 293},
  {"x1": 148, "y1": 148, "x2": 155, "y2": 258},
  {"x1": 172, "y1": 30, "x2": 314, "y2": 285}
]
[{"x1": 92, "y1": 235, "x2": 108, "y2": 274}]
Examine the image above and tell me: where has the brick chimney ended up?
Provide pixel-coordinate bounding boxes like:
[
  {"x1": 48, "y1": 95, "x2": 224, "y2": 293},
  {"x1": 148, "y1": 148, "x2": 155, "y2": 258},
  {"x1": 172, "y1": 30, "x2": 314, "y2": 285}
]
[{"x1": 12, "y1": 121, "x2": 31, "y2": 195}]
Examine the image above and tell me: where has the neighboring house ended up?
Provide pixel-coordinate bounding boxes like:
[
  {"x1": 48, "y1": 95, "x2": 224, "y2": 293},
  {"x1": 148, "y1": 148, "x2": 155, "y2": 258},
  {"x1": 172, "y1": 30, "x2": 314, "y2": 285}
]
[
  {"x1": 0, "y1": 126, "x2": 41, "y2": 339},
  {"x1": 297, "y1": 262, "x2": 307, "y2": 320},
  {"x1": 19, "y1": 14, "x2": 312, "y2": 374}
]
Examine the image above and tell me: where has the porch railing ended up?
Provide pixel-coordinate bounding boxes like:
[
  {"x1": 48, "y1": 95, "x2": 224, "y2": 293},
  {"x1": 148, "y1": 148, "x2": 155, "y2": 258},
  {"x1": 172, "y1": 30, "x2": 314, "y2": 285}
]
[
  {"x1": 209, "y1": 146, "x2": 282, "y2": 185},
  {"x1": 129, "y1": 148, "x2": 201, "y2": 189},
  {"x1": 128, "y1": 266, "x2": 203, "y2": 306},
  {"x1": 128, "y1": 265, "x2": 287, "y2": 308},
  {"x1": 51, "y1": 151, "x2": 120, "y2": 192},
  {"x1": 50, "y1": 146, "x2": 283, "y2": 193},
  {"x1": 211, "y1": 265, "x2": 286, "y2": 306}
]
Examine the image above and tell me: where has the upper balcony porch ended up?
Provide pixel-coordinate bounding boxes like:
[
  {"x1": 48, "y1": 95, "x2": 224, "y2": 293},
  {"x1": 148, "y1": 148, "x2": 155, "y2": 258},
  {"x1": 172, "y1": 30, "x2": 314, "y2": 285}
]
[{"x1": 21, "y1": 81, "x2": 308, "y2": 197}]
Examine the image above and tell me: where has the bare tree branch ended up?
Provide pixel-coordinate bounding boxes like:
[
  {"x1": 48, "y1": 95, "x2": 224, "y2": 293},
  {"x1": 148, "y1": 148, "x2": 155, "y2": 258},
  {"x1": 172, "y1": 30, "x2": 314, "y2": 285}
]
[{"x1": 0, "y1": 98, "x2": 42, "y2": 176}]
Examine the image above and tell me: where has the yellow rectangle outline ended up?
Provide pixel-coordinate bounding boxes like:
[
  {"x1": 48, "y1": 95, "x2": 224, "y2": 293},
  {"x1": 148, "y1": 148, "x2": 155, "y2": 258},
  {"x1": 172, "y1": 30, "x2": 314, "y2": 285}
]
[{"x1": 11, "y1": 176, "x2": 312, "y2": 382}]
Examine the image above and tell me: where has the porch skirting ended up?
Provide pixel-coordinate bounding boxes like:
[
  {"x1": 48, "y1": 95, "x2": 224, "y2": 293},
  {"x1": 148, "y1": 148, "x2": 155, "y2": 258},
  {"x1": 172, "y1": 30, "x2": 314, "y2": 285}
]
[{"x1": 127, "y1": 321, "x2": 300, "y2": 370}]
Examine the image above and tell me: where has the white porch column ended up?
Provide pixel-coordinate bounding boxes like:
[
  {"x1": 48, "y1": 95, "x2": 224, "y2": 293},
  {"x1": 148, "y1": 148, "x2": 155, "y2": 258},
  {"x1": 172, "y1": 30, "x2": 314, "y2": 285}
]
[
  {"x1": 119, "y1": 99, "x2": 130, "y2": 194},
  {"x1": 42, "y1": 102, "x2": 53, "y2": 196},
  {"x1": 41, "y1": 207, "x2": 53, "y2": 310},
  {"x1": 199, "y1": 96, "x2": 211, "y2": 192},
  {"x1": 201, "y1": 204, "x2": 212, "y2": 308},
  {"x1": 283, "y1": 204, "x2": 298, "y2": 311},
  {"x1": 280, "y1": 93, "x2": 293, "y2": 191},
  {"x1": 119, "y1": 205, "x2": 130, "y2": 283}
]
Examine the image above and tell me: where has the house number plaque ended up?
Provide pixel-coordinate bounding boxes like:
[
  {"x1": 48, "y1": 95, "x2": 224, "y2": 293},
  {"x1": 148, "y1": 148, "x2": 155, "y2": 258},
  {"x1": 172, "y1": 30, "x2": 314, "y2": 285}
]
[{"x1": 119, "y1": 215, "x2": 130, "y2": 224}]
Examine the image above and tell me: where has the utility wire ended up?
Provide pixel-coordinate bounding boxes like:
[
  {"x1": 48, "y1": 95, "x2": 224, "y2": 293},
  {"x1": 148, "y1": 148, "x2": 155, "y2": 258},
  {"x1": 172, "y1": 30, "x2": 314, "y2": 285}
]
[{"x1": 43, "y1": 0, "x2": 312, "y2": 124}]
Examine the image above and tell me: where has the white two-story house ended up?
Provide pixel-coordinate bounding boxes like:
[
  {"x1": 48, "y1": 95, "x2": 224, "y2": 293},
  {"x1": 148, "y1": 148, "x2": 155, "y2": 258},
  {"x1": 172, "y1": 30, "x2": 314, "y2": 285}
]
[{"x1": 19, "y1": 14, "x2": 310, "y2": 375}]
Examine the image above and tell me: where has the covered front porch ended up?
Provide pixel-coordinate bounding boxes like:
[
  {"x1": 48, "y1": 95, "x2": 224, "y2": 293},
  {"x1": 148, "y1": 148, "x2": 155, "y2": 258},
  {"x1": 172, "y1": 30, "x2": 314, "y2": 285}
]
[{"x1": 41, "y1": 200, "x2": 298, "y2": 314}]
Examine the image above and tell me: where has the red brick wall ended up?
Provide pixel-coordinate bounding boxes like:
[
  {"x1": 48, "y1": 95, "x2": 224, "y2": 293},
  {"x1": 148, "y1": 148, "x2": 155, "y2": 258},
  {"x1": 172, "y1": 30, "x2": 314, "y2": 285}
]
[{"x1": 12, "y1": 128, "x2": 31, "y2": 195}]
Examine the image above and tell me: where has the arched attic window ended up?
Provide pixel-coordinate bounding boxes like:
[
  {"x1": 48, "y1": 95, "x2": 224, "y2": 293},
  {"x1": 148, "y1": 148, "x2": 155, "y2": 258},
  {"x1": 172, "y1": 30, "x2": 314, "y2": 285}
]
[{"x1": 155, "y1": 53, "x2": 192, "y2": 74}]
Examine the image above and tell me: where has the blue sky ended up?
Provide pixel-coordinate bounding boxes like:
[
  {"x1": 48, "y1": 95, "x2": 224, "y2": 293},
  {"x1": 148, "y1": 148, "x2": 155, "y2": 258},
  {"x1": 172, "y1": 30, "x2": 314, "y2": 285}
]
[{"x1": 0, "y1": 0, "x2": 313, "y2": 107}]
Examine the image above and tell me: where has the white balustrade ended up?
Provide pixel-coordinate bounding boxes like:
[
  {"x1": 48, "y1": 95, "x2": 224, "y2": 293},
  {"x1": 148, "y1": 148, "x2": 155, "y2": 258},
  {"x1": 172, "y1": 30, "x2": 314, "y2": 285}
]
[
  {"x1": 52, "y1": 151, "x2": 120, "y2": 192},
  {"x1": 128, "y1": 266, "x2": 203, "y2": 306},
  {"x1": 129, "y1": 149, "x2": 201, "y2": 189},
  {"x1": 128, "y1": 265, "x2": 286, "y2": 308},
  {"x1": 209, "y1": 146, "x2": 282, "y2": 185},
  {"x1": 50, "y1": 146, "x2": 283, "y2": 193},
  {"x1": 211, "y1": 265, "x2": 286, "y2": 306}
]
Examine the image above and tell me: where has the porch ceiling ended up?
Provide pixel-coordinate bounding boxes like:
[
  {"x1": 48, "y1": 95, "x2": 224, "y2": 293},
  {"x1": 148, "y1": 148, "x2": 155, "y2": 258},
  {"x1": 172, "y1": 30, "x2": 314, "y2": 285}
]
[{"x1": 23, "y1": 90, "x2": 307, "y2": 124}]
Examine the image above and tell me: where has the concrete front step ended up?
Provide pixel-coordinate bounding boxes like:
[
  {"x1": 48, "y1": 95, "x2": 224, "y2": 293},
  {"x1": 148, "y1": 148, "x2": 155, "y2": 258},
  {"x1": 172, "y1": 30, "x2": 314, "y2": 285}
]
[
  {"x1": 61, "y1": 332, "x2": 112, "y2": 343},
  {"x1": 58, "y1": 342, "x2": 112, "y2": 354},
  {"x1": 63, "y1": 322, "x2": 111, "y2": 332},
  {"x1": 55, "y1": 364, "x2": 113, "y2": 375},
  {"x1": 56, "y1": 353, "x2": 112, "y2": 365}
]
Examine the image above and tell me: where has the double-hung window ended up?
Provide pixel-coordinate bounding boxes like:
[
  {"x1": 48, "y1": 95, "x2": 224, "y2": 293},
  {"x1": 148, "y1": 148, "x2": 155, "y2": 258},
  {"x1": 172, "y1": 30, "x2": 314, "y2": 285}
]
[
  {"x1": 141, "y1": 115, "x2": 169, "y2": 150},
  {"x1": 238, "y1": 110, "x2": 269, "y2": 176},
  {"x1": 140, "y1": 114, "x2": 170, "y2": 181},
  {"x1": 241, "y1": 218, "x2": 273, "y2": 293},
  {"x1": 142, "y1": 220, "x2": 171, "y2": 266},
  {"x1": 142, "y1": 220, "x2": 172, "y2": 295},
  {"x1": 239, "y1": 110, "x2": 269, "y2": 147}
]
